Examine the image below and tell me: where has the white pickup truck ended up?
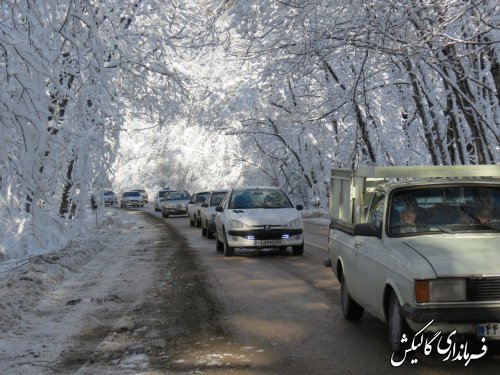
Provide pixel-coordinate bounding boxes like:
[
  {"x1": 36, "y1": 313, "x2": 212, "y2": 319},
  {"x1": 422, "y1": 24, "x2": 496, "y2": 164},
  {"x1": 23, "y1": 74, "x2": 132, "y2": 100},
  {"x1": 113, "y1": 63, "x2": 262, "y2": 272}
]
[{"x1": 324, "y1": 165, "x2": 500, "y2": 354}]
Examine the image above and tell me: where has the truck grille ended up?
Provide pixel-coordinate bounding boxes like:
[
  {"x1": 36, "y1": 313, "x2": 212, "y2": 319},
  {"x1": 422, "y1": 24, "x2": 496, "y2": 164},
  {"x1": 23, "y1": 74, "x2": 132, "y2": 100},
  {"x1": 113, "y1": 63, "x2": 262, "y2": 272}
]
[{"x1": 468, "y1": 278, "x2": 500, "y2": 301}]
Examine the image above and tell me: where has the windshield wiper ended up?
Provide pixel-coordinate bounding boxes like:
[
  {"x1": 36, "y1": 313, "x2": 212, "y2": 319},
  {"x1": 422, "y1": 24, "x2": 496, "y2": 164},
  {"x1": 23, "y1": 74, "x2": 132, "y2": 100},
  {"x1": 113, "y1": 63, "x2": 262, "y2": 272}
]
[{"x1": 429, "y1": 227, "x2": 455, "y2": 234}]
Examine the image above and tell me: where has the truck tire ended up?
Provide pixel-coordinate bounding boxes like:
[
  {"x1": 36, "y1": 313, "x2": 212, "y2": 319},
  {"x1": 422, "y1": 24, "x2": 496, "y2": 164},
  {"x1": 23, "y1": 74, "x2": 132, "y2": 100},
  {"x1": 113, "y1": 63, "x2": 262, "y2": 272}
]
[
  {"x1": 201, "y1": 224, "x2": 207, "y2": 236},
  {"x1": 388, "y1": 291, "x2": 411, "y2": 355},
  {"x1": 341, "y1": 274, "x2": 364, "y2": 320}
]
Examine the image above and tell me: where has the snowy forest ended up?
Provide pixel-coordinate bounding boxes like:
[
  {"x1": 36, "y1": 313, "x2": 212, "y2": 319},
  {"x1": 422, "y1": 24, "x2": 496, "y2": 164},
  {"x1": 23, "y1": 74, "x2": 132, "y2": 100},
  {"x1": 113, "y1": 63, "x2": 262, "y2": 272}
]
[{"x1": 1, "y1": 0, "x2": 499, "y2": 258}]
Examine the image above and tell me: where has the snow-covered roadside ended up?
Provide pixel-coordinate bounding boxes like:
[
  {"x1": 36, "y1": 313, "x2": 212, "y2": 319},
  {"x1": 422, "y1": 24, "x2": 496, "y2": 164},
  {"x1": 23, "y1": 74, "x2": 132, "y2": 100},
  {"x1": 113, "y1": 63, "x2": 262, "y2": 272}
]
[
  {"x1": 0, "y1": 208, "x2": 151, "y2": 374},
  {"x1": 0, "y1": 210, "x2": 126, "y2": 331},
  {"x1": 0, "y1": 206, "x2": 331, "y2": 337},
  {"x1": 301, "y1": 209, "x2": 331, "y2": 226}
]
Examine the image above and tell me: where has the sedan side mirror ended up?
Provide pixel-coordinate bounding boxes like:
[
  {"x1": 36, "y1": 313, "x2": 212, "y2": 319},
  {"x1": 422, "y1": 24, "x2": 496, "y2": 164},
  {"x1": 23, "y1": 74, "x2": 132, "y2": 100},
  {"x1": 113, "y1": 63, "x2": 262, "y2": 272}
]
[
  {"x1": 353, "y1": 223, "x2": 382, "y2": 238},
  {"x1": 296, "y1": 204, "x2": 303, "y2": 211},
  {"x1": 215, "y1": 206, "x2": 224, "y2": 212}
]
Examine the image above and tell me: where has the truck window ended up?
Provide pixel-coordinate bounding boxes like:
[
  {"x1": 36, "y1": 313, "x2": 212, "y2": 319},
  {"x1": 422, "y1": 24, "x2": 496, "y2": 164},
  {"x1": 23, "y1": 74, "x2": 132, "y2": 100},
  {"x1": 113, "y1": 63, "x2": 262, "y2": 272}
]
[
  {"x1": 368, "y1": 193, "x2": 385, "y2": 227},
  {"x1": 388, "y1": 185, "x2": 500, "y2": 235}
]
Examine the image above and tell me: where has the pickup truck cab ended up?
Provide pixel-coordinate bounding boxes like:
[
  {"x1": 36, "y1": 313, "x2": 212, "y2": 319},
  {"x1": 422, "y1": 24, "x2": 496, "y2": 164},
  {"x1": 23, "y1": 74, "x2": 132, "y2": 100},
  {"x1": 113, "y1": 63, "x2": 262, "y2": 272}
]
[{"x1": 325, "y1": 166, "x2": 500, "y2": 354}]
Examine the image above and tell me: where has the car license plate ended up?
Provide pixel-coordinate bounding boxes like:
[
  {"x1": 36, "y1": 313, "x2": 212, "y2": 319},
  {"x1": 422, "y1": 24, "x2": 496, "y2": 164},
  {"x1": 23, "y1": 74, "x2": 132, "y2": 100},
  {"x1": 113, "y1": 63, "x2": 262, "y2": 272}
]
[
  {"x1": 476, "y1": 323, "x2": 500, "y2": 339},
  {"x1": 255, "y1": 239, "x2": 282, "y2": 246}
]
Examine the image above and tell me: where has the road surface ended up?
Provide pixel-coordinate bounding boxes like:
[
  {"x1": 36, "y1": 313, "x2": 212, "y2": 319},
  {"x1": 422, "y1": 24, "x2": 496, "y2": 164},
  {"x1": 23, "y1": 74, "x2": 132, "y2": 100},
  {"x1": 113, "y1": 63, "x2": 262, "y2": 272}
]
[{"x1": 1, "y1": 206, "x2": 498, "y2": 374}]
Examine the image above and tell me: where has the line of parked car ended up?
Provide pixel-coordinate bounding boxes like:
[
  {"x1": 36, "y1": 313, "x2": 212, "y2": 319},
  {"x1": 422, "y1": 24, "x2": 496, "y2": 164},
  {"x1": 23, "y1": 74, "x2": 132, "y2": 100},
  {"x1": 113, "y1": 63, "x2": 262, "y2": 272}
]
[
  {"x1": 182, "y1": 186, "x2": 304, "y2": 257},
  {"x1": 105, "y1": 186, "x2": 305, "y2": 257}
]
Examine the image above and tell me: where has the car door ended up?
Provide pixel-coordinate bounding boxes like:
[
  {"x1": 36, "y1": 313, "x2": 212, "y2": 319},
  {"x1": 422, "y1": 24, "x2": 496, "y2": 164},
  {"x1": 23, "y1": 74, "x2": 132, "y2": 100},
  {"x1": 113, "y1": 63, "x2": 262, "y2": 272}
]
[
  {"x1": 348, "y1": 193, "x2": 387, "y2": 314},
  {"x1": 215, "y1": 191, "x2": 230, "y2": 240}
]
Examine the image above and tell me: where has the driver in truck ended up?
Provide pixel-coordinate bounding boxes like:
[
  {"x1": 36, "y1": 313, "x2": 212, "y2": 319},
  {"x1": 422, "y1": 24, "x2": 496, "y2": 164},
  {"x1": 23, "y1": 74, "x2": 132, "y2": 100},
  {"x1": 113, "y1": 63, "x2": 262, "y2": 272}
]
[{"x1": 398, "y1": 206, "x2": 418, "y2": 233}]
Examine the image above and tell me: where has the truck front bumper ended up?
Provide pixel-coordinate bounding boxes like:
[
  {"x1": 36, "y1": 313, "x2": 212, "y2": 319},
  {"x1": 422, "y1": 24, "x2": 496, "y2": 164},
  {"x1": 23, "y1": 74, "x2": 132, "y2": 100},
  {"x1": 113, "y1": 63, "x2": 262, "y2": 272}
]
[{"x1": 402, "y1": 304, "x2": 500, "y2": 323}]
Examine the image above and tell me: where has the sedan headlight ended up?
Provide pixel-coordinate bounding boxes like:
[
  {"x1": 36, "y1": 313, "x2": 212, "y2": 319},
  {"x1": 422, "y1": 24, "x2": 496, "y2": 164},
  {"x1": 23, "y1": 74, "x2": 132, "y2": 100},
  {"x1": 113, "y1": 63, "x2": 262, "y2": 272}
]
[
  {"x1": 415, "y1": 279, "x2": 466, "y2": 303},
  {"x1": 229, "y1": 219, "x2": 250, "y2": 229},
  {"x1": 283, "y1": 217, "x2": 302, "y2": 229}
]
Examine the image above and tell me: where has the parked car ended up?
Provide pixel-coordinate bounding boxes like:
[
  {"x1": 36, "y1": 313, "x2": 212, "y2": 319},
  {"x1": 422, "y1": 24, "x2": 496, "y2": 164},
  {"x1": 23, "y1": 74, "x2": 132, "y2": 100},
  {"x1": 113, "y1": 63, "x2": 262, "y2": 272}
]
[
  {"x1": 161, "y1": 191, "x2": 191, "y2": 218},
  {"x1": 188, "y1": 191, "x2": 210, "y2": 227},
  {"x1": 119, "y1": 191, "x2": 144, "y2": 208},
  {"x1": 200, "y1": 189, "x2": 229, "y2": 238},
  {"x1": 91, "y1": 190, "x2": 118, "y2": 208},
  {"x1": 214, "y1": 186, "x2": 304, "y2": 256},
  {"x1": 153, "y1": 189, "x2": 173, "y2": 211},
  {"x1": 133, "y1": 189, "x2": 148, "y2": 203},
  {"x1": 102, "y1": 190, "x2": 118, "y2": 205}
]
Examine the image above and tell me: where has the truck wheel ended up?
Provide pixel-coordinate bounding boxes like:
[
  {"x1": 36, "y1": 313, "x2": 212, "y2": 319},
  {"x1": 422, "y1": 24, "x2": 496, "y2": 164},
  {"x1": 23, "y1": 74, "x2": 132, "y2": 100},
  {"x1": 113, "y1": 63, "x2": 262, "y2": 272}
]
[
  {"x1": 223, "y1": 231, "x2": 234, "y2": 257},
  {"x1": 341, "y1": 274, "x2": 364, "y2": 320},
  {"x1": 196, "y1": 216, "x2": 201, "y2": 228},
  {"x1": 189, "y1": 217, "x2": 194, "y2": 226},
  {"x1": 215, "y1": 231, "x2": 224, "y2": 252},
  {"x1": 388, "y1": 291, "x2": 411, "y2": 355},
  {"x1": 292, "y1": 242, "x2": 304, "y2": 255},
  {"x1": 202, "y1": 224, "x2": 207, "y2": 237}
]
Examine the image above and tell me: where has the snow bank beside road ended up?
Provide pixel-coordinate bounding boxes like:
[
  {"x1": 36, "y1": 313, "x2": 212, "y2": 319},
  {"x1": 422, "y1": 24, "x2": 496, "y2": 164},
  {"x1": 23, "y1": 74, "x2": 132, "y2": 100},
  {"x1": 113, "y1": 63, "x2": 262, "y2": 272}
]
[{"x1": 0, "y1": 209, "x2": 130, "y2": 335}]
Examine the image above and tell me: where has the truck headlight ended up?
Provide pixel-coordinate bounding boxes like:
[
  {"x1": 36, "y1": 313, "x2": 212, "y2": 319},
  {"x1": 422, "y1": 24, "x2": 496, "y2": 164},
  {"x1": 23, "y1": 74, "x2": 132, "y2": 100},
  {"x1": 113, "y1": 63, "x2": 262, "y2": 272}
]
[
  {"x1": 415, "y1": 279, "x2": 466, "y2": 303},
  {"x1": 229, "y1": 219, "x2": 250, "y2": 229},
  {"x1": 283, "y1": 217, "x2": 302, "y2": 228}
]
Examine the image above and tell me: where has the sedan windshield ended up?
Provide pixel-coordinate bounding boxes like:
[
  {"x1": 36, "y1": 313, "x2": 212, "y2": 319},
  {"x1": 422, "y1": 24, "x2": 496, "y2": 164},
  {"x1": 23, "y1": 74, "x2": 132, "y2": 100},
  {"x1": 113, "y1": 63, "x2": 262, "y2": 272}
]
[
  {"x1": 388, "y1": 185, "x2": 500, "y2": 235},
  {"x1": 166, "y1": 192, "x2": 190, "y2": 200},
  {"x1": 124, "y1": 191, "x2": 141, "y2": 197},
  {"x1": 229, "y1": 189, "x2": 292, "y2": 209}
]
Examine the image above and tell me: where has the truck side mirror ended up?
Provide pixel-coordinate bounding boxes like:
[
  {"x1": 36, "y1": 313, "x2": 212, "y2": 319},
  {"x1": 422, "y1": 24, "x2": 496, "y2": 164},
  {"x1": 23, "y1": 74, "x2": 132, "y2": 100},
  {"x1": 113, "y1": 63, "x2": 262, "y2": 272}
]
[
  {"x1": 353, "y1": 223, "x2": 382, "y2": 238},
  {"x1": 215, "y1": 206, "x2": 224, "y2": 212},
  {"x1": 201, "y1": 203, "x2": 208, "y2": 208},
  {"x1": 296, "y1": 204, "x2": 303, "y2": 211}
]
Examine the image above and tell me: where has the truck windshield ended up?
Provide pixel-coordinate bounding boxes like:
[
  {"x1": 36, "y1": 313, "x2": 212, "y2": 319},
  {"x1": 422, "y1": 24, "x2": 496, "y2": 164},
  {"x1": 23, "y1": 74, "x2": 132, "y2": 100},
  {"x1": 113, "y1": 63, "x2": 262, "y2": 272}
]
[{"x1": 388, "y1": 185, "x2": 500, "y2": 235}]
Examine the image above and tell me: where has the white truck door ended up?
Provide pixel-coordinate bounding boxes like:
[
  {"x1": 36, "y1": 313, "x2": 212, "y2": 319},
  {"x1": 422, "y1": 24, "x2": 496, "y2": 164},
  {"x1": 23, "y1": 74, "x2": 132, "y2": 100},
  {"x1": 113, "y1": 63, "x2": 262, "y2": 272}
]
[{"x1": 349, "y1": 193, "x2": 387, "y2": 314}]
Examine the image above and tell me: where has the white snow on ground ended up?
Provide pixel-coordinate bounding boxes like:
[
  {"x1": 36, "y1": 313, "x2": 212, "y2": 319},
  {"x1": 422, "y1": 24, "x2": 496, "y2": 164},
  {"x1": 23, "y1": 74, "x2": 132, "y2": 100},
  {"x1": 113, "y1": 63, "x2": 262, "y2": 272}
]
[{"x1": 0, "y1": 208, "x2": 153, "y2": 374}]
